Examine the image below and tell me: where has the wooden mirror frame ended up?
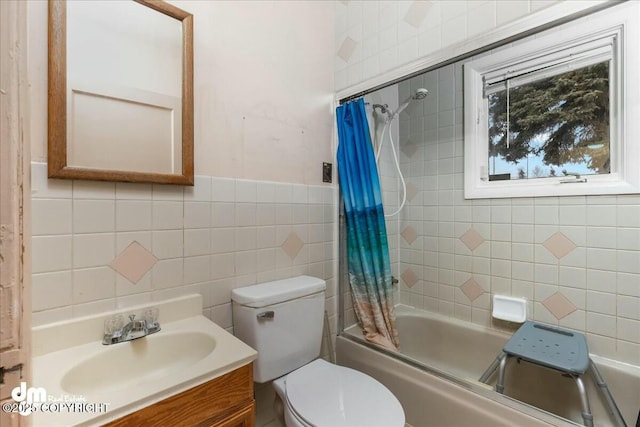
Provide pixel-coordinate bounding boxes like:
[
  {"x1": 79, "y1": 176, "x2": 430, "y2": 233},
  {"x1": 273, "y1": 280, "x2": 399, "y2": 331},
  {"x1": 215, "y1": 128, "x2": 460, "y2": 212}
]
[{"x1": 48, "y1": 0, "x2": 194, "y2": 185}]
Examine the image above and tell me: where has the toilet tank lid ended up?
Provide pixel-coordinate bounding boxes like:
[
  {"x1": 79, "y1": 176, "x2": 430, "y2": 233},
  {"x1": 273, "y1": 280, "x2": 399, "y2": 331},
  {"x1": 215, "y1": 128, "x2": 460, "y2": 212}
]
[{"x1": 231, "y1": 275, "x2": 326, "y2": 308}]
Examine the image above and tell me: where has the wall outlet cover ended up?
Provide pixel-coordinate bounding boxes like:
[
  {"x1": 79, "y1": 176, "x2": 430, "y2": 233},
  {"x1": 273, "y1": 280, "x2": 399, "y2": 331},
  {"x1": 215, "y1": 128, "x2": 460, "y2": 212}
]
[{"x1": 323, "y1": 162, "x2": 332, "y2": 183}]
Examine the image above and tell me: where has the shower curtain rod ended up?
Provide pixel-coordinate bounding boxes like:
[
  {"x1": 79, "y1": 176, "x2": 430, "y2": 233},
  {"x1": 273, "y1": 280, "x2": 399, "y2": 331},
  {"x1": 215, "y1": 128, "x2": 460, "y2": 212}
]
[{"x1": 338, "y1": 53, "x2": 463, "y2": 105}]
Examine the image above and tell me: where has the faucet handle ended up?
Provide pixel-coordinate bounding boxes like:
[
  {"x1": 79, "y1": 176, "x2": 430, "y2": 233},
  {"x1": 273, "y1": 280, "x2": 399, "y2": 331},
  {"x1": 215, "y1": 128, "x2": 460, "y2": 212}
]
[
  {"x1": 103, "y1": 314, "x2": 125, "y2": 344},
  {"x1": 143, "y1": 307, "x2": 160, "y2": 333},
  {"x1": 104, "y1": 314, "x2": 124, "y2": 334},
  {"x1": 129, "y1": 314, "x2": 136, "y2": 323}
]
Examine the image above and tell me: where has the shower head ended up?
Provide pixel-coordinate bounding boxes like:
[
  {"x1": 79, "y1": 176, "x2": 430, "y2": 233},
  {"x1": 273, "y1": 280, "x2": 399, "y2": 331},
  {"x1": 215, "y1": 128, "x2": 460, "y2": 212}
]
[
  {"x1": 394, "y1": 88, "x2": 429, "y2": 117},
  {"x1": 413, "y1": 88, "x2": 429, "y2": 100}
]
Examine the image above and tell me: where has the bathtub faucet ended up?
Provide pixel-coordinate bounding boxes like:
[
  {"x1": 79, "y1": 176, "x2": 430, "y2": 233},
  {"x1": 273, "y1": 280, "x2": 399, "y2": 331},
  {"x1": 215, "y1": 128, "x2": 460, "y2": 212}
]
[{"x1": 102, "y1": 309, "x2": 161, "y2": 345}]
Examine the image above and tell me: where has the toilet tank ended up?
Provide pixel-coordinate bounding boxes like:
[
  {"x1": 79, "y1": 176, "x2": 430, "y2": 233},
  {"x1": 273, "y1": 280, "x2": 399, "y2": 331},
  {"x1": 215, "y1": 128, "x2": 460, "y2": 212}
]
[{"x1": 231, "y1": 276, "x2": 326, "y2": 383}]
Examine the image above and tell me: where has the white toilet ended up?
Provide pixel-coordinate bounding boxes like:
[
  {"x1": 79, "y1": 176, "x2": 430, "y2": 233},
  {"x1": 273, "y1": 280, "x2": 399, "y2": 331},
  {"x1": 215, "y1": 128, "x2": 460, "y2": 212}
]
[{"x1": 231, "y1": 275, "x2": 405, "y2": 427}]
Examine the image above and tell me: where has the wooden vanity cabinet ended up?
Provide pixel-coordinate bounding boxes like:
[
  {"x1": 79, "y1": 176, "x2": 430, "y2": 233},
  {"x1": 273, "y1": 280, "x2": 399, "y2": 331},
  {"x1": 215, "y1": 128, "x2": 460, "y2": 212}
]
[{"x1": 105, "y1": 363, "x2": 255, "y2": 427}]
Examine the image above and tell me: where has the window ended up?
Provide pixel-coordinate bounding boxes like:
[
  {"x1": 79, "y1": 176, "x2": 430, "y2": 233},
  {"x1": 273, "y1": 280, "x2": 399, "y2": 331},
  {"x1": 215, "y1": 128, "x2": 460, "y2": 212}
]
[{"x1": 464, "y1": 2, "x2": 639, "y2": 199}]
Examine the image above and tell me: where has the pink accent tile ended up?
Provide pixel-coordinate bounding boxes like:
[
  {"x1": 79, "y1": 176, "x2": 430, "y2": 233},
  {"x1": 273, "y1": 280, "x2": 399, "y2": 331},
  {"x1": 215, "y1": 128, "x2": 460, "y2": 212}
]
[
  {"x1": 400, "y1": 142, "x2": 418, "y2": 158},
  {"x1": 460, "y1": 278, "x2": 484, "y2": 302},
  {"x1": 459, "y1": 228, "x2": 485, "y2": 251},
  {"x1": 543, "y1": 292, "x2": 577, "y2": 320},
  {"x1": 337, "y1": 36, "x2": 358, "y2": 62},
  {"x1": 110, "y1": 241, "x2": 157, "y2": 284},
  {"x1": 281, "y1": 232, "x2": 304, "y2": 260},
  {"x1": 401, "y1": 225, "x2": 419, "y2": 245},
  {"x1": 401, "y1": 268, "x2": 419, "y2": 288},
  {"x1": 406, "y1": 183, "x2": 418, "y2": 202},
  {"x1": 543, "y1": 232, "x2": 577, "y2": 259},
  {"x1": 404, "y1": 1, "x2": 432, "y2": 28}
]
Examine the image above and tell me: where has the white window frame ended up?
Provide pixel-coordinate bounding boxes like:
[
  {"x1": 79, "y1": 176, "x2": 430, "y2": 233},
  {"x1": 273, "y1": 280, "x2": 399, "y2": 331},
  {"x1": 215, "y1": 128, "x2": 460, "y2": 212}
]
[{"x1": 464, "y1": 1, "x2": 640, "y2": 199}]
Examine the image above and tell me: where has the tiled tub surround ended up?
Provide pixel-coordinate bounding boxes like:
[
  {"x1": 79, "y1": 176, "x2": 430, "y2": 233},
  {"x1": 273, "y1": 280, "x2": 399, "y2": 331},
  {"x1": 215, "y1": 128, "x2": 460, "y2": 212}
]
[
  {"x1": 30, "y1": 162, "x2": 338, "y2": 334},
  {"x1": 386, "y1": 64, "x2": 640, "y2": 367},
  {"x1": 333, "y1": 0, "x2": 639, "y2": 353},
  {"x1": 334, "y1": 0, "x2": 562, "y2": 91}
]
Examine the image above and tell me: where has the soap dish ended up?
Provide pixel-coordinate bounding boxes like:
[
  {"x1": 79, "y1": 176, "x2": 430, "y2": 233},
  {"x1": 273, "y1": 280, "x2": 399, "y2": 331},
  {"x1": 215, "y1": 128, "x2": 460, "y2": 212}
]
[{"x1": 492, "y1": 295, "x2": 527, "y2": 323}]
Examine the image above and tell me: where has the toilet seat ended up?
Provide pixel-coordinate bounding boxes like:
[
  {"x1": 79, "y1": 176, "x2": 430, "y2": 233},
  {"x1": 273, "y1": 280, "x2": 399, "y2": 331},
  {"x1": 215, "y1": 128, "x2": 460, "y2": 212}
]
[{"x1": 284, "y1": 359, "x2": 405, "y2": 427}]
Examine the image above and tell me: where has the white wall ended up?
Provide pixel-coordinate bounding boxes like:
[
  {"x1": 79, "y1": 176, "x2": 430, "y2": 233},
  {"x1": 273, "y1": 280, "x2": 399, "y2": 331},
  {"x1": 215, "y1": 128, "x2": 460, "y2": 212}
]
[
  {"x1": 29, "y1": 5, "x2": 336, "y2": 425},
  {"x1": 29, "y1": 0, "x2": 335, "y2": 185},
  {"x1": 29, "y1": 3, "x2": 335, "y2": 426}
]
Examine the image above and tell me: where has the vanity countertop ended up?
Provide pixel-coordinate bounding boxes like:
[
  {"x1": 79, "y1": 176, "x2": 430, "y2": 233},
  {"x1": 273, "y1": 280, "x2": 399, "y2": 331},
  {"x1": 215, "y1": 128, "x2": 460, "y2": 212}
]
[{"x1": 31, "y1": 295, "x2": 257, "y2": 426}]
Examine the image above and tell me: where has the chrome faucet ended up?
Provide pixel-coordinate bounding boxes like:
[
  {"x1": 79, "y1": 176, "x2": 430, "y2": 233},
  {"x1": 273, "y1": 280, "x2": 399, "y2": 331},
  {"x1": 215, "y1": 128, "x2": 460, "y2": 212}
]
[{"x1": 102, "y1": 309, "x2": 161, "y2": 345}]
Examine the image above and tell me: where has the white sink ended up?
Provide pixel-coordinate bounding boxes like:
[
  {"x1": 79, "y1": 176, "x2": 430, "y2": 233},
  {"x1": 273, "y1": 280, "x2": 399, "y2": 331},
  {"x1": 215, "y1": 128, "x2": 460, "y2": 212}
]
[
  {"x1": 61, "y1": 331, "x2": 216, "y2": 394},
  {"x1": 32, "y1": 295, "x2": 257, "y2": 426}
]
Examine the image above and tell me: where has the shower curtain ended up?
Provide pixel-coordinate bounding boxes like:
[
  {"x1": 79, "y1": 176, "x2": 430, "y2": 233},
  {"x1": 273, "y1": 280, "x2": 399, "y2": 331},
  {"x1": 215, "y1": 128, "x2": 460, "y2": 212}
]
[{"x1": 336, "y1": 98, "x2": 399, "y2": 350}]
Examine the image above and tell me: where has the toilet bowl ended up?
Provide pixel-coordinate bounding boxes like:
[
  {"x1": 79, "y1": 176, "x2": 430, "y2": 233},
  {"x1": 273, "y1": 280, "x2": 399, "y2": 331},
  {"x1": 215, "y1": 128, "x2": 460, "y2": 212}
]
[
  {"x1": 272, "y1": 359, "x2": 405, "y2": 427},
  {"x1": 231, "y1": 276, "x2": 405, "y2": 427}
]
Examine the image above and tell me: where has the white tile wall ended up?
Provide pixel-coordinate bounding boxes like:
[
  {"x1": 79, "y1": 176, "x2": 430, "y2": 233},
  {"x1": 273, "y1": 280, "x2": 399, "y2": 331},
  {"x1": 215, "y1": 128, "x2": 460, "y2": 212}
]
[
  {"x1": 335, "y1": 0, "x2": 639, "y2": 368},
  {"x1": 334, "y1": 0, "x2": 562, "y2": 91},
  {"x1": 32, "y1": 199, "x2": 72, "y2": 235},
  {"x1": 73, "y1": 200, "x2": 115, "y2": 233},
  {"x1": 31, "y1": 163, "x2": 338, "y2": 339},
  {"x1": 384, "y1": 63, "x2": 640, "y2": 366},
  {"x1": 32, "y1": 235, "x2": 72, "y2": 274}
]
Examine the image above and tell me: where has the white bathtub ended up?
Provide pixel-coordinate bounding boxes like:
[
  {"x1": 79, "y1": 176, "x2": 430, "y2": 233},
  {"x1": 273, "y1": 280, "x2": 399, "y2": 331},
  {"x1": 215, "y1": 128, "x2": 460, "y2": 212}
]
[{"x1": 337, "y1": 305, "x2": 640, "y2": 427}]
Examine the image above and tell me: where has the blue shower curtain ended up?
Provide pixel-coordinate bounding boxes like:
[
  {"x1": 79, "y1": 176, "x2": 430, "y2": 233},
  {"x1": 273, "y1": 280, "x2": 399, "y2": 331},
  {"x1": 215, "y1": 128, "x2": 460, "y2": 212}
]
[{"x1": 336, "y1": 98, "x2": 399, "y2": 350}]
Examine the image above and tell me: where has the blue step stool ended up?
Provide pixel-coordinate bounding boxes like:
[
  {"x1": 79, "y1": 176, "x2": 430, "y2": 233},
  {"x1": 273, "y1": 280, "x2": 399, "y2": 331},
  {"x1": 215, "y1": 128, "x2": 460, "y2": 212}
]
[{"x1": 480, "y1": 321, "x2": 627, "y2": 427}]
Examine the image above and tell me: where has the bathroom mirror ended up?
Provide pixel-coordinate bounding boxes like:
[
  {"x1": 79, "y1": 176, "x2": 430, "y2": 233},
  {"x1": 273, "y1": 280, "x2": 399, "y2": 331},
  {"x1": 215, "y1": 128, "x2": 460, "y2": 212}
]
[{"x1": 48, "y1": 0, "x2": 194, "y2": 185}]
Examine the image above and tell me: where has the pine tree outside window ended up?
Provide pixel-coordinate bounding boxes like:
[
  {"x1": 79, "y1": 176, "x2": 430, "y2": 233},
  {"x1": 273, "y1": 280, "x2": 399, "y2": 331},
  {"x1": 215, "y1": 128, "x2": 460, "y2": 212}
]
[{"x1": 463, "y1": 2, "x2": 639, "y2": 199}]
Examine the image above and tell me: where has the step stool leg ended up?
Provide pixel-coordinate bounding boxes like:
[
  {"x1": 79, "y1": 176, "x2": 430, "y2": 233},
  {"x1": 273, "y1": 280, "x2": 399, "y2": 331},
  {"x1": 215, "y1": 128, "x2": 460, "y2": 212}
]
[
  {"x1": 479, "y1": 352, "x2": 506, "y2": 384},
  {"x1": 588, "y1": 359, "x2": 627, "y2": 427},
  {"x1": 496, "y1": 354, "x2": 508, "y2": 394},
  {"x1": 574, "y1": 375, "x2": 594, "y2": 427}
]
